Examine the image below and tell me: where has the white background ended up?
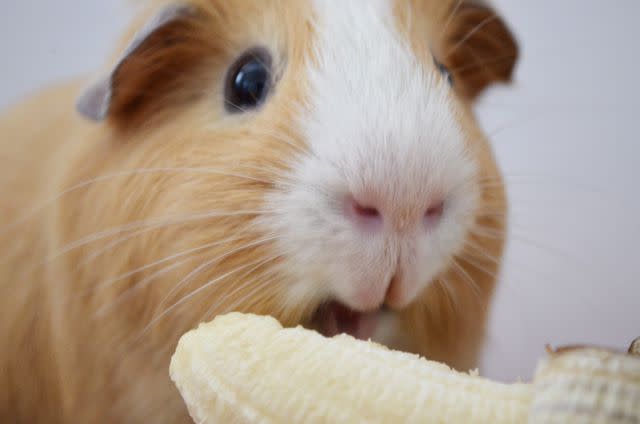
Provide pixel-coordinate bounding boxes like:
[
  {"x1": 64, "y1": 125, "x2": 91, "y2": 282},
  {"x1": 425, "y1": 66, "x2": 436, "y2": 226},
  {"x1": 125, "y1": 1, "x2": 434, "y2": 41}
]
[{"x1": 1, "y1": 1, "x2": 638, "y2": 382}]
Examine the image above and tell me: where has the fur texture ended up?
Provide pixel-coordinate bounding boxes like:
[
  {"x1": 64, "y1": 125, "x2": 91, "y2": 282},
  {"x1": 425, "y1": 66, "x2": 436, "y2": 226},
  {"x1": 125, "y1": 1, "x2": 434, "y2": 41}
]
[{"x1": 0, "y1": 0, "x2": 517, "y2": 422}]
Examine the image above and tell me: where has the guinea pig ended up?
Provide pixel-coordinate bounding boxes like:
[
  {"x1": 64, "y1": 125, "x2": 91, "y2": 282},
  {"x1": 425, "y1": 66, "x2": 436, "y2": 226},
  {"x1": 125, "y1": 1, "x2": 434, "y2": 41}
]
[{"x1": 0, "y1": 0, "x2": 518, "y2": 422}]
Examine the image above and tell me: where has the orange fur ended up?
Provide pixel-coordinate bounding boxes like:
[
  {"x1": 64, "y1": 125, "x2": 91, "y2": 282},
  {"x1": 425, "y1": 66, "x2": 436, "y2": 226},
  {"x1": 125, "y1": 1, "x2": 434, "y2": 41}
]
[{"x1": 0, "y1": 1, "x2": 516, "y2": 422}]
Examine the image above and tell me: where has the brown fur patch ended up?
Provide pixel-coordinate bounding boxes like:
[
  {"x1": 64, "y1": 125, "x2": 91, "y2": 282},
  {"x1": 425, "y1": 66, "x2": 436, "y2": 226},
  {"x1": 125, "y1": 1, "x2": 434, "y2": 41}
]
[{"x1": 441, "y1": 2, "x2": 519, "y2": 100}]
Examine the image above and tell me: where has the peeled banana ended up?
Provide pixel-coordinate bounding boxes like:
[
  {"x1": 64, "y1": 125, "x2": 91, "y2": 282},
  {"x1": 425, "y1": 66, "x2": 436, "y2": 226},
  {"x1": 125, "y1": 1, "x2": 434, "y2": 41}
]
[{"x1": 169, "y1": 313, "x2": 640, "y2": 424}]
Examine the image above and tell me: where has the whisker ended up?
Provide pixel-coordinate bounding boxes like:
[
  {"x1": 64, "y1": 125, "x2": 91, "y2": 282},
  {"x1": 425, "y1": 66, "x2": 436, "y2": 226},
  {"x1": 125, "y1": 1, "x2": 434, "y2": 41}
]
[
  {"x1": 474, "y1": 211, "x2": 509, "y2": 220},
  {"x1": 202, "y1": 251, "x2": 291, "y2": 320},
  {"x1": 226, "y1": 275, "x2": 288, "y2": 322},
  {"x1": 138, "y1": 256, "x2": 276, "y2": 340},
  {"x1": 77, "y1": 226, "x2": 182, "y2": 269},
  {"x1": 87, "y1": 231, "x2": 260, "y2": 306},
  {"x1": 250, "y1": 128, "x2": 310, "y2": 157},
  {"x1": 446, "y1": 13, "x2": 498, "y2": 58},
  {"x1": 450, "y1": 53, "x2": 518, "y2": 74},
  {"x1": 470, "y1": 224, "x2": 590, "y2": 269},
  {"x1": 75, "y1": 210, "x2": 270, "y2": 270},
  {"x1": 0, "y1": 167, "x2": 279, "y2": 236},
  {"x1": 511, "y1": 231, "x2": 589, "y2": 268},
  {"x1": 433, "y1": 229, "x2": 461, "y2": 311},
  {"x1": 490, "y1": 174, "x2": 621, "y2": 195},
  {"x1": 431, "y1": 228, "x2": 463, "y2": 313},
  {"x1": 435, "y1": 276, "x2": 461, "y2": 313},
  {"x1": 37, "y1": 210, "x2": 268, "y2": 270},
  {"x1": 476, "y1": 174, "x2": 640, "y2": 215},
  {"x1": 485, "y1": 114, "x2": 550, "y2": 143},
  {"x1": 462, "y1": 237, "x2": 567, "y2": 287},
  {"x1": 449, "y1": 258, "x2": 484, "y2": 302},
  {"x1": 153, "y1": 235, "x2": 280, "y2": 314},
  {"x1": 92, "y1": 256, "x2": 196, "y2": 318},
  {"x1": 440, "y1": 0, "x2": 465, "y2": 41},
  {"x1": 468, "y1": 226, "x2": 505, "y2": 239},
  {"x1": 462, "y1": 238, "x2": 501, "y2": 265},
  {"x1": 456, "y1": 253, "x2": 499, "y2": 280}
]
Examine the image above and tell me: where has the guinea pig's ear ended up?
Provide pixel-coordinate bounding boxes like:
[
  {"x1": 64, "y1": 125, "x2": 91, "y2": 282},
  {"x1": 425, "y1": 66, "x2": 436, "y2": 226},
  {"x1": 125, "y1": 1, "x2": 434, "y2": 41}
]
[
  {"x1": 76, "y1": 4, "x2": 204, "y2": 124},
  {"x1": 441, "y1": 1, "x2": 519, "y2": 100}
]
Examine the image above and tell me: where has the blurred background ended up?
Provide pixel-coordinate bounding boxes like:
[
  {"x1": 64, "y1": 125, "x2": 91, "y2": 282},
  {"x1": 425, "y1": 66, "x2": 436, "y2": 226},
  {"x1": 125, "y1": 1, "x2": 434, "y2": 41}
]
[{"x1": 1, "y1": 1, "x2": 638, "y2": 382}]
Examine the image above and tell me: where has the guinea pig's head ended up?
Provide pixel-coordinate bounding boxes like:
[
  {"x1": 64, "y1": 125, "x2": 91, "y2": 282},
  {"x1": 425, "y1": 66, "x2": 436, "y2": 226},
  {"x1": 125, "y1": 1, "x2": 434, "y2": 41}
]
[{"x1": 75, "y1": 0, "x2": 517, "y2": 348}]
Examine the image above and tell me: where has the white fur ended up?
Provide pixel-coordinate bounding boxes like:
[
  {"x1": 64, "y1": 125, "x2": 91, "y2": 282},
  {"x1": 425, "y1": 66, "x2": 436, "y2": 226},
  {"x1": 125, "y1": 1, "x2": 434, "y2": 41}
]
[{"x1": 264, "y1": 0, "x2": 479, "y2": 318}]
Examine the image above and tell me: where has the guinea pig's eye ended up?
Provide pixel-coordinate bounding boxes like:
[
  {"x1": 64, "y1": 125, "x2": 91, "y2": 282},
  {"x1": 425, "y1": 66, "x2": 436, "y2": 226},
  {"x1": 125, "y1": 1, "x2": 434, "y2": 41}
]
[
  {"x1": 225, "y1": 48, "x2": 272, "y2": 113},
  {"x1": 433, "y1": 56, "x2": 453, "y2": 86}
]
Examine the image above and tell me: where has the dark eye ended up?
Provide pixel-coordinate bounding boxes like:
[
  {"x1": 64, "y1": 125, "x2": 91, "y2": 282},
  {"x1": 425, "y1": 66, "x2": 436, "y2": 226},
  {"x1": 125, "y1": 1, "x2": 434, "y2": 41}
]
[
  {"x1": 433, "y1": 57, "x2": 454, "y2": 86},
  {"x1": 225, "y1": 48, "x2": 272, "y2": 113}
]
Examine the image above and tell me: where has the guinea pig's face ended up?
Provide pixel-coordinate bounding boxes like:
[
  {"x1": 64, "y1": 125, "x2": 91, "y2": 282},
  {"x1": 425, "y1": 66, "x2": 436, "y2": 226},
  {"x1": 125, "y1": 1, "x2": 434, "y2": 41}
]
[{"x1": 77, "y1": 0, "x2": 517, "y2": 345}]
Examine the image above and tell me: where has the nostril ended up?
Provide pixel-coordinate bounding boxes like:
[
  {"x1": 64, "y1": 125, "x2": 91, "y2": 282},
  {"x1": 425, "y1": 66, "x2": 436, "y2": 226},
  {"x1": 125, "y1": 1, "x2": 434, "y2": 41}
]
[
  {"x1": 353, "y1": 203, "x2": 380, "y2": 218},
  {"x1": 425, "y1": 202, "x2": 444, "y2": 217},
  {"x1": 345, "y1": 195, "x2": 383, "y2": 229},
  {"x1": 424, "y1": 201, "x2": 445, "y2": 225}
]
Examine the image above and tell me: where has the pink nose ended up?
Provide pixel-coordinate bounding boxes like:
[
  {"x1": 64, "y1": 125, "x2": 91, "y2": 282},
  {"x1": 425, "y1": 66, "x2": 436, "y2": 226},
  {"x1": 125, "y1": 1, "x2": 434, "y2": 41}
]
[{"x1": 344, "y1": 195, "x2": 444, "y2": 231}]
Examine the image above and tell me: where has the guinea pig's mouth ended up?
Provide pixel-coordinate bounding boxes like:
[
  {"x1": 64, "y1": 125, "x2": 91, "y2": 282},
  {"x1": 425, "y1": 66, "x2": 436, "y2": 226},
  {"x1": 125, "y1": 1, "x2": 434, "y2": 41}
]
[{"x1": 310, "y1": 301, "x2": 383, "y2": 341}]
